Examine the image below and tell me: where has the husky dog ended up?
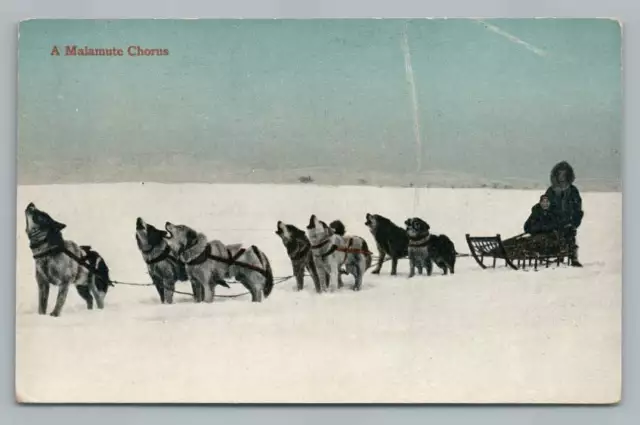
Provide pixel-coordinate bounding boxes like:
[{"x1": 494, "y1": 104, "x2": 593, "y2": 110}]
[
  {"x1": 364, "y1": 213, "x2": 409, "y2": 275},
  {"x1": 306, "y1": 215, "x2": 368, "y2": 291},
  {"x1": 425, "y1": 232, "x2": 457, "y2": 275},
  {"x1": 164, "y1": 222, "x2": 274, "y2": 302},
  {"x1": 329, "y1": 220, "x2": 373, "y2": 273},
  {"x1": 24, "y1": 202, "x2": 111, "y2": 317},
  {"x1": 135, "y1": 217, "x2": 200, "y2": 304},
  {"x1": 405, "y1": 217, "x2": 457, "y2": 276},
  {"x1": 275, "y1": 221, "x2": 321, "y2": 292},
  {"x1": 405, "y1": 217, "x2": 433, "y2": 277}
]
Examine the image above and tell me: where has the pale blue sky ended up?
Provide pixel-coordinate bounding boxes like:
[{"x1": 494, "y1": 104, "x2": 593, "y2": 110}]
[{"x1": 17, "y1": 19, "x2": 622, "y2": 186}]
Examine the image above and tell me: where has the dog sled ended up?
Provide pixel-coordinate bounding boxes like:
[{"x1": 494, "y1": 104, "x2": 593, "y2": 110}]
[{"x1": 465, "y1": 231, "x2": 576, "y2": 271}]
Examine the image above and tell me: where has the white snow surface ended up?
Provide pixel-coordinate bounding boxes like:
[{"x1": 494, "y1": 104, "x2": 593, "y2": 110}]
[{"x1": 15, "y1": 183, "x2": 621, "y2": 404}]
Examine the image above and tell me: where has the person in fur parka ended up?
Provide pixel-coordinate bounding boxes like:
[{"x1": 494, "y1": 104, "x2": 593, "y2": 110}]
[{"x1": 544, "y1": 161, "x2": 584, "y2": 267}]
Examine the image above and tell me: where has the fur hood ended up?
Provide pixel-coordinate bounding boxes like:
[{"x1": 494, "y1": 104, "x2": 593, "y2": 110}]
[{"x1": 550, "y1": 161, "x2": 575, "y2": 189}]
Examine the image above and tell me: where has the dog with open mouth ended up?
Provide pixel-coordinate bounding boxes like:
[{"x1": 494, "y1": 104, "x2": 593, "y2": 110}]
[
  {"x1": 164, "y1": 222, "x2": 274, "y2": 302},
  {"x1": 364, "y1": 213, "x2": 409, "y2": 275},
  {"x1": 135, "y1": 217, "x2": 198, "y2": 304},
  {"x1": 306, "y1": 214, "x2": 369, "y2": 291},
  {"x1": 24, "y1": 202, "x2": 111, "y2": 317},
  {"x1": 275, "y1": 221, "x2": 321, "y2": 292}
]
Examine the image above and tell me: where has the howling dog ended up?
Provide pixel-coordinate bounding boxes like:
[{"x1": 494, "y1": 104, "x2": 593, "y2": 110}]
[
  {"x1": 135, "y1": 217, "x2": 200, "y2": 304},
  {"x1": 364, "y1": 213, "x2": 409, "y2": 275},
  {"x1": 405, "y1": 217, "x2": 457, "y2": 276},
  {"x1": 275, "y1": 221, "x2": 321, "y2": 292},
  {"x1": 164, "y1": 222, "x2": 274, "y2": 302},
  {"x1": 306, "y1": 214, "x2": 370, "y2": 291},
  {"x1": 24, "y1": 202, "x2": 112, "y2": 317}
]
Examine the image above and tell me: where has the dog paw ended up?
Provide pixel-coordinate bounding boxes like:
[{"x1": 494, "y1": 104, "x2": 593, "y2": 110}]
[
  {"x1": 372, "y1": 270, "x2": 380, "y2": 275},
  {"x1": 49, "y1": 311, "x2": 60, "y2": 317}
]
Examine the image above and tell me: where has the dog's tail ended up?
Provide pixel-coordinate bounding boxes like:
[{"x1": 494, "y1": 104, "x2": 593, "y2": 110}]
[
  {"x1": 98, "y1": 256, "x2": 112, "y2": 292},
  {"x1": 263, "y1": 256, "x2": 274, "y2": 299},
  {"x1": 362, "y1": 240, "x2": 373, "y2": 270},
  {"x1": 81, "y1": 247, "x2": 112, "y2": 292},
  {"x1": 92, "y1": 253, "x2": 112, "y2": 293}
]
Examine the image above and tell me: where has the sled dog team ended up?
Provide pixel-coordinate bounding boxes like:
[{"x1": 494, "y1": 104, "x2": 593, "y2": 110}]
[
  {"x1": 24, "y1": 202, "x2": 456, "y2": 317},
  {"x1": 23, "y1": 161, "x2": 585, "y2": 317}
]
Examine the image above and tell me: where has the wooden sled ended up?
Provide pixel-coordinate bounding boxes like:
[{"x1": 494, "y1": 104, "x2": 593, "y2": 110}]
[{"x1": 465, "y1": 232, "x2": 576, "y2": 271}]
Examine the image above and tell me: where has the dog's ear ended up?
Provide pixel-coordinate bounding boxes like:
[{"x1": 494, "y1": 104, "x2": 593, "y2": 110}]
[
  {"x1": 405, "y1": 219, "x2": 411, "y2": 226},
  {"x1": 52, "y1": 219, "x2": 66, "y2": 231},
  {"x1": 425, "y1": 223, "x2": 430, "y2": 231},
  {"x1": 186, "y1": 228, "x2": 198, "y2": 245}
]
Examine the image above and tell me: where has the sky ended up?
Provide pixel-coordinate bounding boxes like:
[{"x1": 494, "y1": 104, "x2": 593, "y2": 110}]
[{"x1": 17, "y1": 19, "x2": 622, "y2": 188}]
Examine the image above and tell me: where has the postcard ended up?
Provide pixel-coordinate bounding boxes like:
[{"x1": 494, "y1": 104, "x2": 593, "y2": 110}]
[{"x1": 16, "y1": 18, "x2": 622, "y2": 404}]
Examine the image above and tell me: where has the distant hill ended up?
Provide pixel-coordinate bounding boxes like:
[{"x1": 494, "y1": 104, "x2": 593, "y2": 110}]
[{"x1": 17, "y1": 154, "x2": 621, "y2": 192}]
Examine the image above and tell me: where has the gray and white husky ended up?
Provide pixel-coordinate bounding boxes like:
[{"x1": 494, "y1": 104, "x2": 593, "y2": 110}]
[
  {"x1": 164, "y1": 222, "x2": 274, "y2": 303},
  {"x1": 306, "y1": 214, "x2": 369, "y2": 292},
  {"x1": 24, "y1": 202, "x2": 111, "y2": 317},
  {"x1": 275, "y1": 221, "x2": 321, "y2": 292},
  {"x1": 404, "y1": 217, "x2": 433, "y2": 277},
  {"x1": 135, "y1": 217, "x2": 203, "y2": 304}
]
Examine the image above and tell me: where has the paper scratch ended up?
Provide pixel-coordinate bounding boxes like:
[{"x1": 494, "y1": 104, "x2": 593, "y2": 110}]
[{"x1": 477, "y1": 20, "x2": 547, "y2": 57}]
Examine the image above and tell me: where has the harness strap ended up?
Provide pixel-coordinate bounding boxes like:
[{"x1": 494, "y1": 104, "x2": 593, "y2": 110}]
[
  {"x1": 145, "y1": 245, "x2": 177, "y2": 265},
  {"x1": 49, "y1": 246, "x2": 114, "y2": 287},
  {"x1": 409, "y1": 240, "x2": 429, "y2": 248},
  {"x1": 208, "y1": 249, "x2": 268, "y2": 277},
  {"x1": 409, "y1": 234, "x2": 430, "y2": 248},
  {"x1": 185, "y1": 244, "x2": 211, "y2": 266},
  {"x1": 321, "y1": 245, "x2": 338, "y2": 258},
  {"x1": 311, "y1": 239, "x2": 330, "y2": 250},
  {"x1": 250, "y1": 245, "x2": 265, "y2": 268},
  {"x1": 335, "y1": 247, "x2": 374, "y2": 255}
]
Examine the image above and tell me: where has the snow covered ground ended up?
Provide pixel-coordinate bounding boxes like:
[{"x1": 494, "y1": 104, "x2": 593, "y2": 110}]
[{"x1": 15, "y1": 183, "x2": 621, "y2": 404}]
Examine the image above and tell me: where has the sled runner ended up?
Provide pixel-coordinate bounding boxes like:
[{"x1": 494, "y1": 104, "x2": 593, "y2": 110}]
[{"x1": 465, "y1": 231, "x2": 576, "y2": 271}]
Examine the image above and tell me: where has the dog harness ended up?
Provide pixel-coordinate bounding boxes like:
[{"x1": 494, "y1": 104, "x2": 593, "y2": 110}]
[
  {"x1": 311, "y1": 238, "x2": 372, "y2": 258},
  {"x1": 30, "y1": 240, "x2": 114, "y2": 287},
  {"x1": 183, "y1": 244, "x2": 269, "y2": 278},
  {"x1": 141, "y1": 244, "x2": 178, "y2": 265},
  {"x1": 408, "y1": 234, "x2": 431, "y2": 248}
]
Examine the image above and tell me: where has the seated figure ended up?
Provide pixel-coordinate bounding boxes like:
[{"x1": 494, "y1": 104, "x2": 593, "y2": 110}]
[{"x1": 524, "y1": 194, "x2": 560, "y2": 235}]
